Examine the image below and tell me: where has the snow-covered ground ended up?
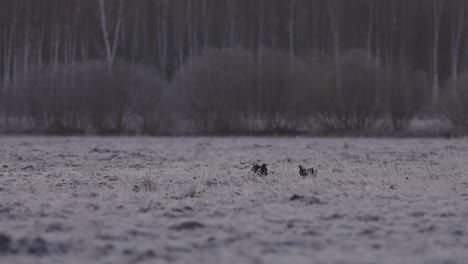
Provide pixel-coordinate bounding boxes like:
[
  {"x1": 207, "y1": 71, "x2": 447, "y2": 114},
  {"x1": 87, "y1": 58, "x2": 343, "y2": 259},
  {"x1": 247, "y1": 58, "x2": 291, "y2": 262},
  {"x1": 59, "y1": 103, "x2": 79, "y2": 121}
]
[{"x1": 0, "y1": 136, "x2": 467, "y2": 264}]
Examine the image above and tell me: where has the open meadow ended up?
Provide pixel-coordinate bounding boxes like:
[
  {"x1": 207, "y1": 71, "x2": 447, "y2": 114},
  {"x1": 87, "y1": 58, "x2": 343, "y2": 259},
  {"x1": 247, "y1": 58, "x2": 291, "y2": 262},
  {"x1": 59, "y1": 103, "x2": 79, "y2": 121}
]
[{"x1": 0, "y1": 136, "x2": 468, "y2": 264}]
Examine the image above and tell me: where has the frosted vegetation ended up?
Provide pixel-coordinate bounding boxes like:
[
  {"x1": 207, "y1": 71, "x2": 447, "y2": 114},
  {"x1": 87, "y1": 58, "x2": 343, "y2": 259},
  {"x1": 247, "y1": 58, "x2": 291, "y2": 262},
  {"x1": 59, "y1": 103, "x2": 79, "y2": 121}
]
[
  {"x1": 1, "y1": 48, "x2": 465, "y2": 136},
  {"x1": 0, "y1": 137, "x2": 467, "y2": 263},
  {"x1": 1, "y1": 1, "x2": 468, "y2": 136}
]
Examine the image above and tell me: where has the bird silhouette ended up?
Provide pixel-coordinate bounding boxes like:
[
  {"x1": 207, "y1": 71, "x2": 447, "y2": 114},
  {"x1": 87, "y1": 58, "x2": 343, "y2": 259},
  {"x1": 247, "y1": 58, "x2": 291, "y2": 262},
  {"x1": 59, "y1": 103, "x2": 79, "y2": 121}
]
[
  {"x1": 251, "y1": 164, "x2": 261, "y2": 173},
  {"x1": 252, "y1": 164, "x2": 268, "y2": 176},
  {"x1": 259, "y1": 164, "x2": 268, "y2": 176},
  {"x1": 299, "y1": 165, "x2": 315, "y2": 177}
]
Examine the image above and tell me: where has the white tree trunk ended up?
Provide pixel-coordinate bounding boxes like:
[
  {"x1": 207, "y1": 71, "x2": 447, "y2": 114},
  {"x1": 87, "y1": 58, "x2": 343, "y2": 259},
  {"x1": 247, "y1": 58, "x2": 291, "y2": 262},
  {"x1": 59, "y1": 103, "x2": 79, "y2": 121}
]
[
  {"x1": 450, "y1": 1, "x2": 465, "y2": 90},
  {"x1": 289, "y1": 0, "x2": 296, "y2": 60},
  {"x1": 431, "y1": 0, "x2": 443, "y2": 107},
  {"x1": 98, "y1": 0, "x2": 123, "y2": 72},
  {"x1": 327, "y1": 1, "x2": 342, "y2": 103}
]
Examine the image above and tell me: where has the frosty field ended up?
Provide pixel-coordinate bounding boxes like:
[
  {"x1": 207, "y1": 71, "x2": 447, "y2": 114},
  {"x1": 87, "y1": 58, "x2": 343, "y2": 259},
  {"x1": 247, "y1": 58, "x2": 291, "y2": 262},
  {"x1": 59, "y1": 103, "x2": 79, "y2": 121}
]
[{"x1": 0, "y1": 136, "x2": 468, "y2": 264}]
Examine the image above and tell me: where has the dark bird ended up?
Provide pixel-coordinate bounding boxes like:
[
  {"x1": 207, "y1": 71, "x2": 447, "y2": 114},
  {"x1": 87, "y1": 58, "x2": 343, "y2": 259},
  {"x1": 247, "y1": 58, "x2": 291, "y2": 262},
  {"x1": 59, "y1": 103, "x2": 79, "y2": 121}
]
[
  {"x1": 259, "y1": 164, "x2": 268, "y2": 176},
  {"x1": 252, "y1": 164, "x2": 268, "y2": 176},
  {"x1": 299, "y1": 165, "x2": 315, "y2": 177},
  {"x1": 251, "y1": 164, "x2": 261, "y2": 173}
]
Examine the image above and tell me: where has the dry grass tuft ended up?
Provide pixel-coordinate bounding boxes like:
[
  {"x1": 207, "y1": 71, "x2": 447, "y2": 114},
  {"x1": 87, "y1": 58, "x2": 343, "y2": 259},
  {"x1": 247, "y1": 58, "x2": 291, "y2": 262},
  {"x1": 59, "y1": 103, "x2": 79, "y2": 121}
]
[{"x1": 142, "y1": 173, "x2": 157, "y2": 192}]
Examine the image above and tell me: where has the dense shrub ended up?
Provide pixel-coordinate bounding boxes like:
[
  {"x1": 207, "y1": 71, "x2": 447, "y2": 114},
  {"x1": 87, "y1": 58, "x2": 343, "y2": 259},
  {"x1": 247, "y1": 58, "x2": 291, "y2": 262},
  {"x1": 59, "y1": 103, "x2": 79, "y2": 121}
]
[
  {"x1": 255, "y1": 49, "x2": 318, "y2": 133},
  {"x1": 337, "y1": 50, "x2": 390, "y2": 130},
  {"x1": 0, "y1": 48, "x2": 432, "y2": 136},
  {"x1": 386, "y1": 64, "x2": 428, "y2": 131},
  {"x1": 171, "y1": 48, "x2": 256, "y2": 134},
  {"x1": 307, "y1": 49, "x2": 428, "y2": 133},
  {"x1": 302, "y1": 60, "x2": 337, "y2": 131},
  {"x1": 127, "y1": 64, "x2": 169, "y2": 135},
  {"x1": 0, "y1": 84, "x2": 3, "y2": 121},
  {"x1": 172, "y1": 47, "x2": 316, "y2": 134},
  {"x1": 307, "y1": 49, "x2": 386, "y2": 132},
  {"x1": 13, "y1": 60, "x2": 167, "y2": 135},
  {"x1": 18, "y1": 65, "x2": 86, "y2": 133},
  {"x1": 439, "y1": 73, "x2": 468, "y2": 131}
]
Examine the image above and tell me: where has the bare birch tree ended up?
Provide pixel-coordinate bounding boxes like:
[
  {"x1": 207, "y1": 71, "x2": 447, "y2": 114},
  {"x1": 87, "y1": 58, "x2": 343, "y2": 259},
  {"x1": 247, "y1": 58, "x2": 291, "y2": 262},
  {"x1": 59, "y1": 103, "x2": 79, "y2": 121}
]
[
  {"x1": 449, "y1": 0, "x2": 466, "y2": 89},
  {"x1": 430, "y1": 0, "x2": 444, "y2": 107},
  {"x1": 97, "y1": 0, "x2": 124, "y2": 71}
]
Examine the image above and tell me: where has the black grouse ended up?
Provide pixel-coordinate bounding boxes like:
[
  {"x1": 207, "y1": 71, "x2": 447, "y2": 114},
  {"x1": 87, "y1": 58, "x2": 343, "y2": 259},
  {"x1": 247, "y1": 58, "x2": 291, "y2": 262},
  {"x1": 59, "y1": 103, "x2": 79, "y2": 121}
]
[
  {"x1": 252, "y1": 164, "x2": 268, "y2": 176},
  {"x1": 299, "y1": 165, "x2": 315, "y2": 177},
  {"x1": 251, "y1": 164, "x2": 261, "y2": 173}
]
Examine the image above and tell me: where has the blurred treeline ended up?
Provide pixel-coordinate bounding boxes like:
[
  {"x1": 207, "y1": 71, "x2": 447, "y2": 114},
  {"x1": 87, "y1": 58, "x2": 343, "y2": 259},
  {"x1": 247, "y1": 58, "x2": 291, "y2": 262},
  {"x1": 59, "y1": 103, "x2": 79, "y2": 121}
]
[{"x1": 0, "y1": 0, "x2": 467, "y2": 135}]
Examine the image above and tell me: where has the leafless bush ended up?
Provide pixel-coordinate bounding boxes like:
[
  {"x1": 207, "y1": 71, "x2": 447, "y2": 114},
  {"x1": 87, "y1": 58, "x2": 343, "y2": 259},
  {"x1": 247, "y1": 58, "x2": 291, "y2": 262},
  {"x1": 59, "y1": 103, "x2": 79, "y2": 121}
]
[
  {"x1": 0, "y1": 84, "x2": 3, "y2": 125},
  {"x1": 439, "y1": 73, "x2": 468, "y2": 132},
  {"x1": 308, "y1": 49, "x2": 425, "y2": 133},
  {"x1": 1, "y1": 48, "x2": 431, "y2": 136},
  {"x1": 15, "y1": 65, "x2": 86, "y2": 134},
  {"x1": 334, "y1": 49, "x2": 387, "y2": 131},
  {"x1": 172, "y1": 48, "x2": 256, "y2": 134},
  {"x1": 301, "y1": 58, "x2": 337, "y2": 131},
  {"x1": 255, "y1": 49, "x2": 318, "y2": 133},
  {"x1": 386, "y1": 63, "x2": 428, "y2": 131},
  {"x1": 172, "y1": 47, "x2": 316, "y2": 134},
  {"x1": 127, "y1": 64, "x2": 169, "y2": 135},
  {"x1": 11, "y1": 60, "x2": 167, "y2": 135}
]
